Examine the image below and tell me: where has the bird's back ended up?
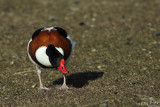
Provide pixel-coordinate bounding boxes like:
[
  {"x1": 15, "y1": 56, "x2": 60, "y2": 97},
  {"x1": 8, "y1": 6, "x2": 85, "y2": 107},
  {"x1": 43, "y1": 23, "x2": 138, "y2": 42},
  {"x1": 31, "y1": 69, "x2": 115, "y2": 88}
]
[{"x1": 28, "y1": 27, "x2": 74, "y2": 67}]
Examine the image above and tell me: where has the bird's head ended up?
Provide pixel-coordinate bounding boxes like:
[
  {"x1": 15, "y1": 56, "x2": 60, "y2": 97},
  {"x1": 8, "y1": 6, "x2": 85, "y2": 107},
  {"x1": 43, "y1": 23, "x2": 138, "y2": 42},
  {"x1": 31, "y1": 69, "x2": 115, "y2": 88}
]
[
  {"x1": 58, "y1": 59, "x2": 69, "y2": 74},
  {"x1": 46, "y1": 44, "x2": 69, "y2": 74}
]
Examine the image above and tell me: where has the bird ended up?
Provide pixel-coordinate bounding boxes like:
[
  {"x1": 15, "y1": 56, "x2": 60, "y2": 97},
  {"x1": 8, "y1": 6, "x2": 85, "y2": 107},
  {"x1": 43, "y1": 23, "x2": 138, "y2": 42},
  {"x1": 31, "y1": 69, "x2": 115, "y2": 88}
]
[{"x1": 27, "y1": 26, "x2": 76, "y2": 90}]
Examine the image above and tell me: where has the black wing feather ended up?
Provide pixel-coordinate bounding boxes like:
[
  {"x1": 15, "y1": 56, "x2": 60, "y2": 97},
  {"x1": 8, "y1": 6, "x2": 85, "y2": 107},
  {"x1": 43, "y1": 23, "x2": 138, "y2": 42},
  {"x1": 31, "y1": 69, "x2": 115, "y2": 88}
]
[
  {"x1": 54, "y1": 27, "x2": 67, "y2": 38},
  {"x1": 32, "y1": 28, "x2": 43, "y2": 40}
]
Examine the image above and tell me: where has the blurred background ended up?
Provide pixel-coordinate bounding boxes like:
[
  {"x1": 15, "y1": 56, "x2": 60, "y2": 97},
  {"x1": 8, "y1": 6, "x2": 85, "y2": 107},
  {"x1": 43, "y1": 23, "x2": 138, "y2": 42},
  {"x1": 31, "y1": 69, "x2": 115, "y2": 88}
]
[{"x1": 0, "y1": 0, "x2": 160, "y2": 106}]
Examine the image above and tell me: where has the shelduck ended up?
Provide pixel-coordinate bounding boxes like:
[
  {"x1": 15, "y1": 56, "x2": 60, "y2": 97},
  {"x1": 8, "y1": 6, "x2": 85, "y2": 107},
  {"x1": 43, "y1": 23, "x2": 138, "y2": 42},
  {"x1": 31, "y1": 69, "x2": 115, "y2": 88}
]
[{"x1": 27, "y1": 26, "x2": 76, "y2": 90}]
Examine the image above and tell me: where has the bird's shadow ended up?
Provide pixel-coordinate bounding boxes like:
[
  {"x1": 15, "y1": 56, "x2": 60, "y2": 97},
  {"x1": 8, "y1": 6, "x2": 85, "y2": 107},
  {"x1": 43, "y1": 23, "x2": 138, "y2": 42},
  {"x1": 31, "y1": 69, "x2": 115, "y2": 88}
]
[{"x1": 53, "y1": 71, "x2": 104, "y2": 88}]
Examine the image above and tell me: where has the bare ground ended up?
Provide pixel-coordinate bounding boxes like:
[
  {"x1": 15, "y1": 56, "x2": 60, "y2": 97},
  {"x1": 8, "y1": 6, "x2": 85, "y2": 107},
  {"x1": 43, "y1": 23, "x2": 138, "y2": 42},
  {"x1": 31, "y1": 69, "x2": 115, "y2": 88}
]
[{"x1": 0, "y1": 0, "x2": 160, "y2": 106}]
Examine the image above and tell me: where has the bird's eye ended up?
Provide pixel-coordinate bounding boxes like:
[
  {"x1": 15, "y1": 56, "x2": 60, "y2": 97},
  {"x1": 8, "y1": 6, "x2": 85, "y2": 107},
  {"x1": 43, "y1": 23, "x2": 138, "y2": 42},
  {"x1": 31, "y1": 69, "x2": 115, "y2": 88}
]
[{"x1": 62, "y1": 67, "x2": 63, "y2": 69}]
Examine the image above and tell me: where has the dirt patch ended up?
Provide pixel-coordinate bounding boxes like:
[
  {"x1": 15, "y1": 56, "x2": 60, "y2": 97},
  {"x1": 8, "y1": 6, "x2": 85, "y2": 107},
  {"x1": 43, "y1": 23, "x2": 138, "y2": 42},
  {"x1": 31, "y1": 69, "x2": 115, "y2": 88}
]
[{"x1": 0, "y1": 0, "x2": 160, "y2": 106}]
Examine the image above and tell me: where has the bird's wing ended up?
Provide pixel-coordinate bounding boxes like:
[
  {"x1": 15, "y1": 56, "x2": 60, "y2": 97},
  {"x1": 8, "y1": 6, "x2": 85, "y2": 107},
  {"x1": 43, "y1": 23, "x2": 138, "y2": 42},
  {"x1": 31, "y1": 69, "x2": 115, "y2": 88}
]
[{"x1": 67, "y1": 35, "x2": 76, "y2": 49}]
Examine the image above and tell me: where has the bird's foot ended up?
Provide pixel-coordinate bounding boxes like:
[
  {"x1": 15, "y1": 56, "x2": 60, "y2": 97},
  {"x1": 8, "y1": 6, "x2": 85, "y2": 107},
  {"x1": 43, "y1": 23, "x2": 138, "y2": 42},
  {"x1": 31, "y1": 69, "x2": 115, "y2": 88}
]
[
  {"x1": 59, "y1": 84, "x2": 69, "y2": 90},
  {"x1": 39, "y1": 86, "x2": 52, "y2": 91}
]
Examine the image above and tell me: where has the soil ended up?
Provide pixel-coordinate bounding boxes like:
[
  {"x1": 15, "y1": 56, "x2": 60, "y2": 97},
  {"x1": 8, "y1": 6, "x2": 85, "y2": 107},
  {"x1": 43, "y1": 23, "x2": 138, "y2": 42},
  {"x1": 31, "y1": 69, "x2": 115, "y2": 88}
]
[{"x1": 0, "y1": 0, "x2": 160, "y2": 106}]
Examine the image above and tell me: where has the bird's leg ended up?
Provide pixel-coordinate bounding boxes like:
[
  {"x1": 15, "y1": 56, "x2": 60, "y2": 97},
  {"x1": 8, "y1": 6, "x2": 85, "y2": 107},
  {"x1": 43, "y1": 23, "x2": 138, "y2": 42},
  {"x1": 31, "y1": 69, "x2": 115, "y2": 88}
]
[
  {"x1": 59, "y1": 74, "x2": 69, "y2": 90},
  {"x1": 36, "y1": 66, "x2": 51, "y2": 91}
]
